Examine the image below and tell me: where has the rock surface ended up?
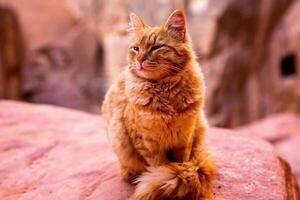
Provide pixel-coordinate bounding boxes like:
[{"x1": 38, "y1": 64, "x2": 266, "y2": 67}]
[
  {"x1": 0, "y1": 101, "x2": 299, "y2": 200},
  {"x1": 239, "y1": 113, "x2": 300, "y2": 185}
]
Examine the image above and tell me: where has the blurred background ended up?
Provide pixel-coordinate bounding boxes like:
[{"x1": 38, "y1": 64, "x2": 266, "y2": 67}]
[
  {"x1": 0, "y1": 0, "x2": 299, "y2": 129},
  {"x1": 1, "y1": 0, "x2": 300, "y2": 186}
]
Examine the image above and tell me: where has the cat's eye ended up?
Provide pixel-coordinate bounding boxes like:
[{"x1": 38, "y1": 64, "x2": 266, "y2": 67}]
[
  {"x1": 150, "y1": 45, "x2": 164, "y2": 52},
  {"x1": 133, "y1": 46, "x2": 139, "y2": 51}
]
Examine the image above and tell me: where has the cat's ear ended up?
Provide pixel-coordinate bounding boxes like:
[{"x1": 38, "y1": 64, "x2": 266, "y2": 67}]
[
  {"x1": 128, "y1": 12, "x2": 146, "y2": 33},
  {"x1": 164, "y1": 10, "x2": 186, "y2": 40}
]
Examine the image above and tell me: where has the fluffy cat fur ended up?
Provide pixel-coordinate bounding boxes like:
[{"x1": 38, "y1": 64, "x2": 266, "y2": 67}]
[{"x1": 101, "y1": 10, "x2": 216, "y2": 200}]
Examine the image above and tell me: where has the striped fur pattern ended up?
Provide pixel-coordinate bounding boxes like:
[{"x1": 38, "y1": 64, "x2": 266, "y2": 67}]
[{"x1": 102, "y1": 10, "x2": 216, "y2": 200}]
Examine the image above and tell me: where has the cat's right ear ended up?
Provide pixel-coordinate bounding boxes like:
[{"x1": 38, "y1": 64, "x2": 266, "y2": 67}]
[{"x1": 128, "y1": 12, "x2": 146, "y2": 33}]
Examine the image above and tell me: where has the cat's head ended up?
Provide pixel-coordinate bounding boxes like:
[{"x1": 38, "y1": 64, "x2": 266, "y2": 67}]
[{"x1": 127, "y1": 10, "x2": 192, "y2": 80}]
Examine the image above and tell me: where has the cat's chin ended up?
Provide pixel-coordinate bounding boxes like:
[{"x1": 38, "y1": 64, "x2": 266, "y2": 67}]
[
  {"x1": 131, "y1": 67, "x2": 166, "y2": 81},
  {"x1": 134, "y1": 69, "x2": 156, "y2": 80}
]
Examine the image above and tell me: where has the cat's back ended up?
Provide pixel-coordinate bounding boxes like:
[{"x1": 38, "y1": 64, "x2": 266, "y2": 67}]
[{"x1": 101, "y1": 71, "x2": 128, "y2": 120}]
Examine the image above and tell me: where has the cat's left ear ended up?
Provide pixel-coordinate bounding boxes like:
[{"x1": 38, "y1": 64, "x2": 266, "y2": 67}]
[{"x1": 164, "y1": 10, "x2": 186, "y2": 40}]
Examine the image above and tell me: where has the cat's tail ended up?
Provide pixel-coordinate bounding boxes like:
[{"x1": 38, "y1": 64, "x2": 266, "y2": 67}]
[{"x1": 134, "y1": 152, "x2": 216, "y2": 200}]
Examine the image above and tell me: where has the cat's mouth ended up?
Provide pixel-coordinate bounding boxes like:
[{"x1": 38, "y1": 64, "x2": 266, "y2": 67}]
[{"x1": 136, "y1": 61, "x2": 157, "y2": 71}]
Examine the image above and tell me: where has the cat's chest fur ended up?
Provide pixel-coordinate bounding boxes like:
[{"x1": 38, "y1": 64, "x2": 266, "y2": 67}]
[
  {"x1": 123, "y1": 70, "x2": 202, "y2": 150},
  {"x1": 124, "y1": 70, "x2": 201, "y2": 114}
]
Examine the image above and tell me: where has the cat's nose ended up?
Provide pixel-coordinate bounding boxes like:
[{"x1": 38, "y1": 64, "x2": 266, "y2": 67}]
[
  {"x1": 137, "y1": 55, "x2": 146, "y2": 66},
  {"x1": 136, "y1": 56, "x2": 147, "y2": 70}
]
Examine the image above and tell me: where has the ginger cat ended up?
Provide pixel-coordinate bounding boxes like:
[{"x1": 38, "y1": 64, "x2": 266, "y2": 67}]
[{"x1": 102, "y1": 10, "x2": 216, "y2": 200}]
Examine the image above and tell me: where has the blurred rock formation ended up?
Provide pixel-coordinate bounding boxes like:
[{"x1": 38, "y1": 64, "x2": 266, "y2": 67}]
[
  {"x1": 0, "y1": 0, "x2": 300, "y2": 123},
  {"x1": 204, "y1": 0, "x2": 300, "y2": 127},
  {"x1": 0, "y1": 6, "x2": 25, "y2": 100},
  {"x1": 0, "y1": 0, "x2": 105, "y2": 113}
]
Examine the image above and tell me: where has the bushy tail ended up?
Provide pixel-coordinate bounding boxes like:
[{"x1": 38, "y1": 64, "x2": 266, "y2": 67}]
[{"x1": 135, "y1": 152, "x2": 216, "y2": 200}]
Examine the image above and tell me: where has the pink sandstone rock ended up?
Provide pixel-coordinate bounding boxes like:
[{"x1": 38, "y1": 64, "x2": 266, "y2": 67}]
[
  {"x1": 0, "y1": 101, "x2": 299, "y2": 200},
  {"x1": 238, "y1": 113, "x2": 300, "y2": 185},
  {"x1": 238, "y1": 113, "x2": 300, "y2": 143}
]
